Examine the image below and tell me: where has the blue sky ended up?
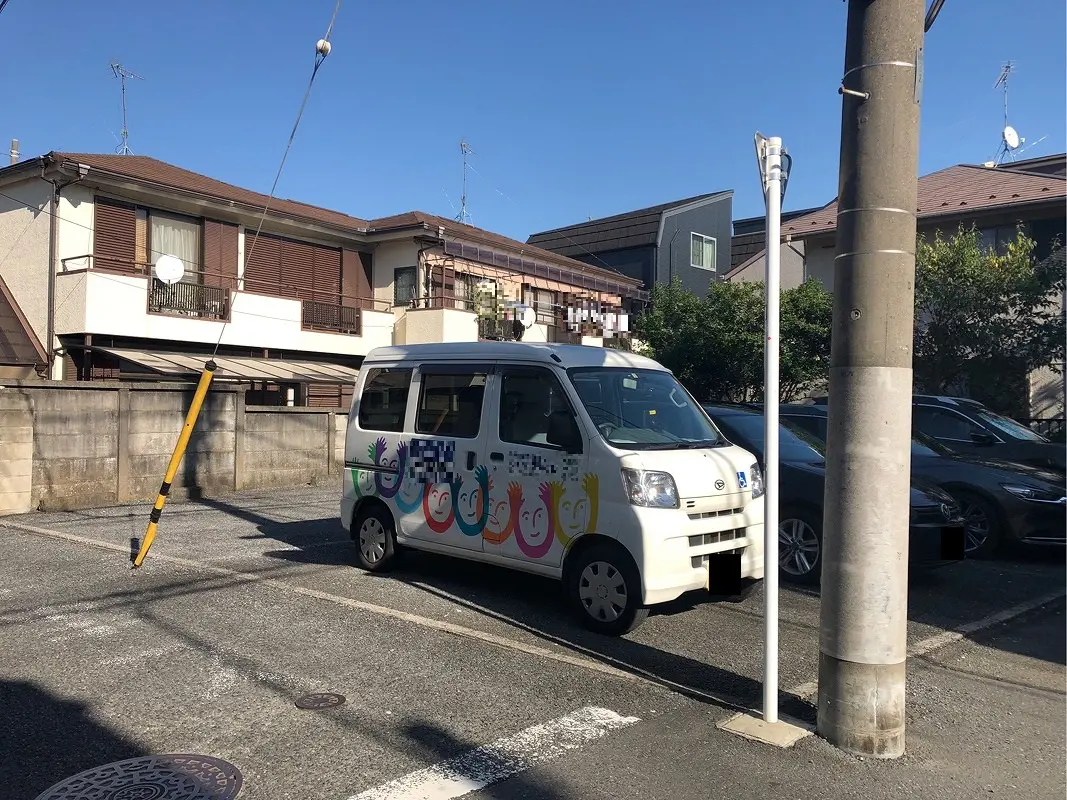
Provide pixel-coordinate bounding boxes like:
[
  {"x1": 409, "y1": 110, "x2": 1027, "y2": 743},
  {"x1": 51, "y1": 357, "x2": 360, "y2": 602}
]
[{"x1": 2, "y1": 0, "x2": 1064, "y2": 242}]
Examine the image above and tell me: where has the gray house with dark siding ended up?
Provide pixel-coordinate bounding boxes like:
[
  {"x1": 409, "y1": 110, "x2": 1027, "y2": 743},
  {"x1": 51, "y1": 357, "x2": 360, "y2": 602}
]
[{"x1": 526, "y1": 192, "x2": 733, "y2": 296}]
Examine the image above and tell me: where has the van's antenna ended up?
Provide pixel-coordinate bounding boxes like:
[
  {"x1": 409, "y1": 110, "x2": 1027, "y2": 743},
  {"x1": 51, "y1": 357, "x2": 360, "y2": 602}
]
[
  {"x1": 110, "y1": 61, "x2": 144, "y2": 155},
  {"x1": 457, "y1": 139, "x2": 473, "y2": 225}
]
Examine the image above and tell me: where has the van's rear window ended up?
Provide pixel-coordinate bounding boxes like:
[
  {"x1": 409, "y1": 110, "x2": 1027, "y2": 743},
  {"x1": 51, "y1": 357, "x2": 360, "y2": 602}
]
[{"x1": 357, "y1": 368, "x2": 412, "y2": 432}]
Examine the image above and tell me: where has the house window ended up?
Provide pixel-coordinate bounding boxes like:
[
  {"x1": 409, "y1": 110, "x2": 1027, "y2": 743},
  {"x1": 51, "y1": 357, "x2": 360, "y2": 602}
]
[
  {"x1": 691, "y1": 233, "x2": 717, "y2": 271},
  {"x1": 523, "y1": 286, "x2": 557, "y2": 325},
  {"x1": 455, "y1": 273, "x2": 476, "y2": 311},
  {"x1": 149, "y1": 211, "x2": 202, "y2": 280},
  {"x1": 978, "y1": 224, "x2": 1027, "y2": 256},
  {"x1": 394, "y1": 267, "x2": 417, "y2": 306}
]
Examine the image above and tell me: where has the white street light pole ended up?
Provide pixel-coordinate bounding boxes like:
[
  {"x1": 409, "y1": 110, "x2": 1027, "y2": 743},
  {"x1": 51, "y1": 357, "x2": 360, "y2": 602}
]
[{"x1": 755, "y1": 133, "x2": 788, "y2": 725}]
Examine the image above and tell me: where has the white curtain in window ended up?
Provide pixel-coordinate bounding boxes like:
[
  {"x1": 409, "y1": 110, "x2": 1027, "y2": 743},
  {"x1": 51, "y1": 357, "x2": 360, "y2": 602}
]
[{"x1": 151, "y1": 213, "x2": 201, "y2": 279}]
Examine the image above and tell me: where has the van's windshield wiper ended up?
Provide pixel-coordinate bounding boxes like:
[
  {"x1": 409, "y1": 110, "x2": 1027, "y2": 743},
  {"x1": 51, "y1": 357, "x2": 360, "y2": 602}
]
[{"x1": 639, "y1": 439, "x2": 722, "y2": 450}]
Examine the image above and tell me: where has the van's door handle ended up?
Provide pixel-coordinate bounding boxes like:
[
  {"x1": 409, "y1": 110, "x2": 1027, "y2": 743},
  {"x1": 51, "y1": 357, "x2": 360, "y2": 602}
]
[
  {"x1": 466, "y1": 451, "x2": 476, "y2": 470},
  {"x1": 490, "y1": 451, "x2": 504, "y2": 462}
]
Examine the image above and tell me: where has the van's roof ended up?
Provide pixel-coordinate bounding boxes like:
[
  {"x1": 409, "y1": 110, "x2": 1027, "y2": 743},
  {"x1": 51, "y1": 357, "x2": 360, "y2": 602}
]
[{"x1": 362, "y1": 342, "x2": 667, "y2": 371}]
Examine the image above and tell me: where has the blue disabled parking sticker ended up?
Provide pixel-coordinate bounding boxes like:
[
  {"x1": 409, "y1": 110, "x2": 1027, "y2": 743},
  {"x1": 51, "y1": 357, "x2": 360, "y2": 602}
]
[{"x1": 737, "y1": 471, "x2": 748, "y2": 489}]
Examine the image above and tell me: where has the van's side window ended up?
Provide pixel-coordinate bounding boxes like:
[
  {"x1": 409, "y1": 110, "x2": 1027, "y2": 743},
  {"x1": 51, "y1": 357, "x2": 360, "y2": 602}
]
[
  {"x1": 357, "y1": 368, "x2": 412, "y2": 432},
  {"x1": 499, "y1": 368, "x2": 581, "y2": 451},
  {"x1": 415, "y1": 372, "x2": 487, "y2": 438}
]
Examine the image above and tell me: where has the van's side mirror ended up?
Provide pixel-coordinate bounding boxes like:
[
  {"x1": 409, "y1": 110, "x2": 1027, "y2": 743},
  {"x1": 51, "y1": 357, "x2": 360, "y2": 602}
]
[
  {"x1": 970, "y1": 431, "x2": 996, "y2": 446},
  {"x1": 547, "y1": 410, "x2": 583, "y2": 454}
]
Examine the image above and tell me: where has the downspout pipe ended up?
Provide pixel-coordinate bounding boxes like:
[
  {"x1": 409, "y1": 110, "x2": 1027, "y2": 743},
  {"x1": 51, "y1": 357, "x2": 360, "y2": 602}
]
[{"x1": 40, "y1": 159, "x2": 89, "y2": 379}]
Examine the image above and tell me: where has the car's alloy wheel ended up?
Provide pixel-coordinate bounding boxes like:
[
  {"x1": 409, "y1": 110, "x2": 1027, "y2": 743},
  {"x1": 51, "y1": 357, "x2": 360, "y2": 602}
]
[
  {"x1": 778, "y1": 509, "x2": 822, "y2": 585},
  {"x1": 955, "y1": 491, "x2": 1002, "y2": 558}
]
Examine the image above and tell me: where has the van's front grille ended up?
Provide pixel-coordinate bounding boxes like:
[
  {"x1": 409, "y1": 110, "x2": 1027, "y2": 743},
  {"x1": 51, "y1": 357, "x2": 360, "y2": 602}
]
[
  {"x1": 688, "y1": 528, "x2": 745, "y2": 549},
  {"x1": 692, "y1": 547, "x2": 745, "y2": 569},
  {"x1": 687, "y1": 507, "x2": 744, "y2": 521}
]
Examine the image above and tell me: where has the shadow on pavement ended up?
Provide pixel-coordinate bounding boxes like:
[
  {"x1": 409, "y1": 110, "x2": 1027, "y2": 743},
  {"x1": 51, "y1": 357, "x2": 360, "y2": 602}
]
[
  {"x1": 187, "y1": 496, "x2": 1065, "y2": 697},
  {"x1": 0, "y1": 679, "x2": 146, "y2": 800}
]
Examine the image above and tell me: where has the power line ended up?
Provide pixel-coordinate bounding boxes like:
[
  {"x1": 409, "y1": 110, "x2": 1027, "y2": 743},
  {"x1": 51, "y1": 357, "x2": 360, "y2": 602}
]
[{"x1": 211, "y1": 0, "x2": 343, "y2": 356}]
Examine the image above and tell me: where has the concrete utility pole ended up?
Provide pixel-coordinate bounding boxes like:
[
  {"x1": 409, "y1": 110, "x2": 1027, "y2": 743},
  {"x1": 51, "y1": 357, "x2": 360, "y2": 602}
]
[{"x1": 818, "y1": 0, "x2": 924, "y2": 759}]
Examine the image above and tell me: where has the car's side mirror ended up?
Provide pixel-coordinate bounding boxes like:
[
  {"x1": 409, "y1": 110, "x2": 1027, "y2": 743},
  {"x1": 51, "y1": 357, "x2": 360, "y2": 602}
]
[{"x1": 970, "y1": 431, "x2": 997, "y2": 446}]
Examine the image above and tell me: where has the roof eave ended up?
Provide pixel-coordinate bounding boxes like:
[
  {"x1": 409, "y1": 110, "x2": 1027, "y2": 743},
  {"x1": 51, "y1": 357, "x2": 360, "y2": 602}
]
[
  {"x1": 50, "y1": 155, "x2": 372, "y2": 239},
  {"x1": 785, "y1": 194, "x2": 1067, "y2": 239}
]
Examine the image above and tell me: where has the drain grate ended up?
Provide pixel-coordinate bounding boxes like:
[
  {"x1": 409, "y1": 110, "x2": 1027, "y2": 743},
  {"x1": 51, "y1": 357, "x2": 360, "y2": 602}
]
[
  {"x1": 33, "y1": 754, "x2": 242, "y2": 800},
  {"x1": 295, "y1": 692, "x2": 346, "y2": 710}
]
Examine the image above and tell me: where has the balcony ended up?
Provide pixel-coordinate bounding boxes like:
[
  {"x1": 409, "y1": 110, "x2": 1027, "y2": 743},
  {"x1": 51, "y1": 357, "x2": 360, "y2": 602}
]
[
  {"x1": 56, "y1": 254, "x2": 393, "y2": 356},
  {"x1": 301, "y1": 300, "x2": 361, "y2": 336},
  {"x1": 149, "y1": 279, "x2": 229, "y2": 320}
]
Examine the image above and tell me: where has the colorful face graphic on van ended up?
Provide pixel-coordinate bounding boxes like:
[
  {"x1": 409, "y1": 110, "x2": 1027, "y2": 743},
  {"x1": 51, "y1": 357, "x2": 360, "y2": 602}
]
[{"x1": 347, "y1": 438, "x2": 599, "y2": 559}]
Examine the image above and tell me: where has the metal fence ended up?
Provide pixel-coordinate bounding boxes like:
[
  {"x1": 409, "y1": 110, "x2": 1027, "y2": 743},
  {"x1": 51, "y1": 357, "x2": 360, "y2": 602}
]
[
  {"x1": 148, "y1": 280, "x2": 228, "y2": 320},
  {"x1": 301, "y1": 300, "x2": 361, "y2": 335},
  {"x1": 1020, "y1": 417, "x2": 1066, "y2": 440}
]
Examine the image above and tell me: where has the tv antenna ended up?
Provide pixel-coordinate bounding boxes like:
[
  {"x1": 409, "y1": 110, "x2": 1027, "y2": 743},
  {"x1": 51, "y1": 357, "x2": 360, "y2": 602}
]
[
  {"x1": 110, "y1": 61, "x2": 144, "y2": 155},
  {"x1": 457, "y1": 139, "x2": 473, "y2": 224}
]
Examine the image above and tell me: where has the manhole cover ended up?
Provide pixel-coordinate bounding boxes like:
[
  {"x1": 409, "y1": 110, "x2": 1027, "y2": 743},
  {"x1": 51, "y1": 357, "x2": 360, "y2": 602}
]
[
  {"x1": 33, "y1": 754, "x2": 242, "y2": 800},
  {"x1": 295, "y1": 692, "x2": 346, "y2": 710}
]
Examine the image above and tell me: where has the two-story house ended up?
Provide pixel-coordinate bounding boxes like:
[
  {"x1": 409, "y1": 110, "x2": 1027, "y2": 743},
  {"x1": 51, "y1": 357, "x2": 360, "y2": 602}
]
[
  {"x1": 0, "y1": 152, "x2": 645, "y2": 407},
  {"x1": 526, "y1": 192, "x2": 733, "y2": 296},
  {"x1": 726, "y1": 153, "x2": 1067, "y2": 417}
]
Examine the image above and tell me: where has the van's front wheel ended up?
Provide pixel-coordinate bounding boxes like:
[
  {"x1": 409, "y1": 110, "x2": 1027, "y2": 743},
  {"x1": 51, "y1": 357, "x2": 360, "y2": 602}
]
[
  {"x1": 566, "y1": 542, "x2": 649, "y2": 636},
  {"x1": 354, "y1": 505, "x2": 397, "y2": 572}
]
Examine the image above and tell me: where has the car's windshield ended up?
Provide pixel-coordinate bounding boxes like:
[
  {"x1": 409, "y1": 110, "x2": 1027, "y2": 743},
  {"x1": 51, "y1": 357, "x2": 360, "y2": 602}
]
[
  {"x1": 568, "y1": 368, "x2": 724, "y2": 449},
  {"x1": 706, "y1": 410, "x2": 826, "y2": 463},
  {"x1": 976, "y1": 410, "x2": 1049, "y2": 442}
]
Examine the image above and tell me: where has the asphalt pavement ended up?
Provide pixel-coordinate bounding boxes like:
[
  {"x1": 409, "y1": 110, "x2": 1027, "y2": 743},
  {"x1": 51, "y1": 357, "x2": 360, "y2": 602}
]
[{"x1": 1, "y1": 484, "x2": 1063, "y2": 800}]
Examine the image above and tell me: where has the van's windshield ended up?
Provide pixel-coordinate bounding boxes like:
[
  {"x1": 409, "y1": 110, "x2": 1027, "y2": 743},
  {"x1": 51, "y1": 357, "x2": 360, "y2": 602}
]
[{"x1": 568, "y1": 367, "x2": 724, "y2": 450}]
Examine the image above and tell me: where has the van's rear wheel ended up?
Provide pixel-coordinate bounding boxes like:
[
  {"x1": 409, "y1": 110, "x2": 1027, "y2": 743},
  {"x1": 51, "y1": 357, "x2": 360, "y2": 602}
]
[
  {"x1": 354, "y1": 505, "x2": 397, "y2": 572},
  {"x1": 566, "y1": 542, "x2": 648, "y2": 636}
]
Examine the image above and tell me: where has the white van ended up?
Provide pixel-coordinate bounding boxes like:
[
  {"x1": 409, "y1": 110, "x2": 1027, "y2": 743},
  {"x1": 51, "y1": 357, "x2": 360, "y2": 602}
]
[{"x1": 341, "y1": 342, "x2": 765, "y2": 635}]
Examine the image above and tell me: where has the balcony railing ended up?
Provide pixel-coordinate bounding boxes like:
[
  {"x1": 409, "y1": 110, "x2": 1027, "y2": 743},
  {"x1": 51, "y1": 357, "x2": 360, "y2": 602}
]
[
  {"x1": 149, "y1": 279, "x2": 229, "y2": 320},
  {"x1": 302, "y1": 300, "x2": 362, "y2": 335}
]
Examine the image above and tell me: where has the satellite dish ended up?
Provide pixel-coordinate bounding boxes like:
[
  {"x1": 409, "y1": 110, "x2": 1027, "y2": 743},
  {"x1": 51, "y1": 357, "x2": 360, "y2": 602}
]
[
  {"x1": 519, "y1": 306, "x2": 536, "y2": 328},
  {"x1": 1003, "y1": 125, "x2": 1020, "y2": 150},
  {"x1": 153, "y1": 254, "x2": 185, "y2": 285}
]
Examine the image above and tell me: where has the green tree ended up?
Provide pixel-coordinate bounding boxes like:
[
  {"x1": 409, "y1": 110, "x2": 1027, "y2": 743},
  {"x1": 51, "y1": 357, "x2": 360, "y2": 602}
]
[
  {"x1": 635, "y1": 277, "x2": 833, "y2": 402},
  {"x1": 914, "y1": 225, "x2": 1065, "y2": 415}
]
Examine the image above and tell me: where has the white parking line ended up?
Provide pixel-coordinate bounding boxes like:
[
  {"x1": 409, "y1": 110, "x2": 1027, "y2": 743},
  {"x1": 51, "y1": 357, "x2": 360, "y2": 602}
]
[
  {"x1": 347, "y1": 706, "x2": 640, "y2": 800},
  {"x1": 906, "y1": 589, "x2": 1067, "y2": 658}
]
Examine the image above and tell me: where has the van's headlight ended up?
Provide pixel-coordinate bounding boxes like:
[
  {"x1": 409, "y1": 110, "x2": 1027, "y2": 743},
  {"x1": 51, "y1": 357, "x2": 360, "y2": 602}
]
[
  {"x1": 622, "y1": 469, "x2": 679, "y2": 509},
  {"x1": 750, "y1": 463, "x2": 764, "y2": 499}
]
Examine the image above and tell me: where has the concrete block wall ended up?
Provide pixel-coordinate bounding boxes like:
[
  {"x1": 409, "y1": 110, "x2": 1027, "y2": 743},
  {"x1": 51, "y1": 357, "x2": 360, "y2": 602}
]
[
  {"x1": 242, "y1": 409, "x2": 332, "y2": 489},
  {"x1": 0, "y1": 382, "x2": 349, "y2": 513},
  {"x1": 0, "y1": 393, "x2": 34, "y2": 515},
  {"x1": 127, "y1": 389, "x2": 237, "y2": 501},
  {"x1": 30, "y1": 388, "x2": 119, "y2": 511}
]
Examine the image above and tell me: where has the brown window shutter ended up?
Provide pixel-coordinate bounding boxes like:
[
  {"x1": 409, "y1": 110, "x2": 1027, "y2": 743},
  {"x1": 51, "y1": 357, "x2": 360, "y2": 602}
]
[
  {"x1": 279, "y1": 238, "x2": 315, "y2": 299},
  {"x1": 203, "y1": 220, "x2": 238, "y2": 287},
  {"x1": 341, "y1": 249, "x2": 373, "y2": 309},
  {"x1": 311, "y1": 244, "x2": 341, "y2": 301},
  {"x1": 244, "y1": 231, "x2": 281, "y2": 294},
  {"x1": 220, "y1": 222, "x2": 238, "y2": 286},
  {"x1": 94, "y1": 197, "x2": 137, "y2": 273},
  {"x1": 307, "y1": 382, "x2": 342, "y2": 407}
]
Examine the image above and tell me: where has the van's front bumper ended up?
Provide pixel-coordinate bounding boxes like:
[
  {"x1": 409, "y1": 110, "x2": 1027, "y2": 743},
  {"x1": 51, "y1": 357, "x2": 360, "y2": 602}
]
[{"x1": 632, "y1": 494, "x2": 765, "y2": 606}]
